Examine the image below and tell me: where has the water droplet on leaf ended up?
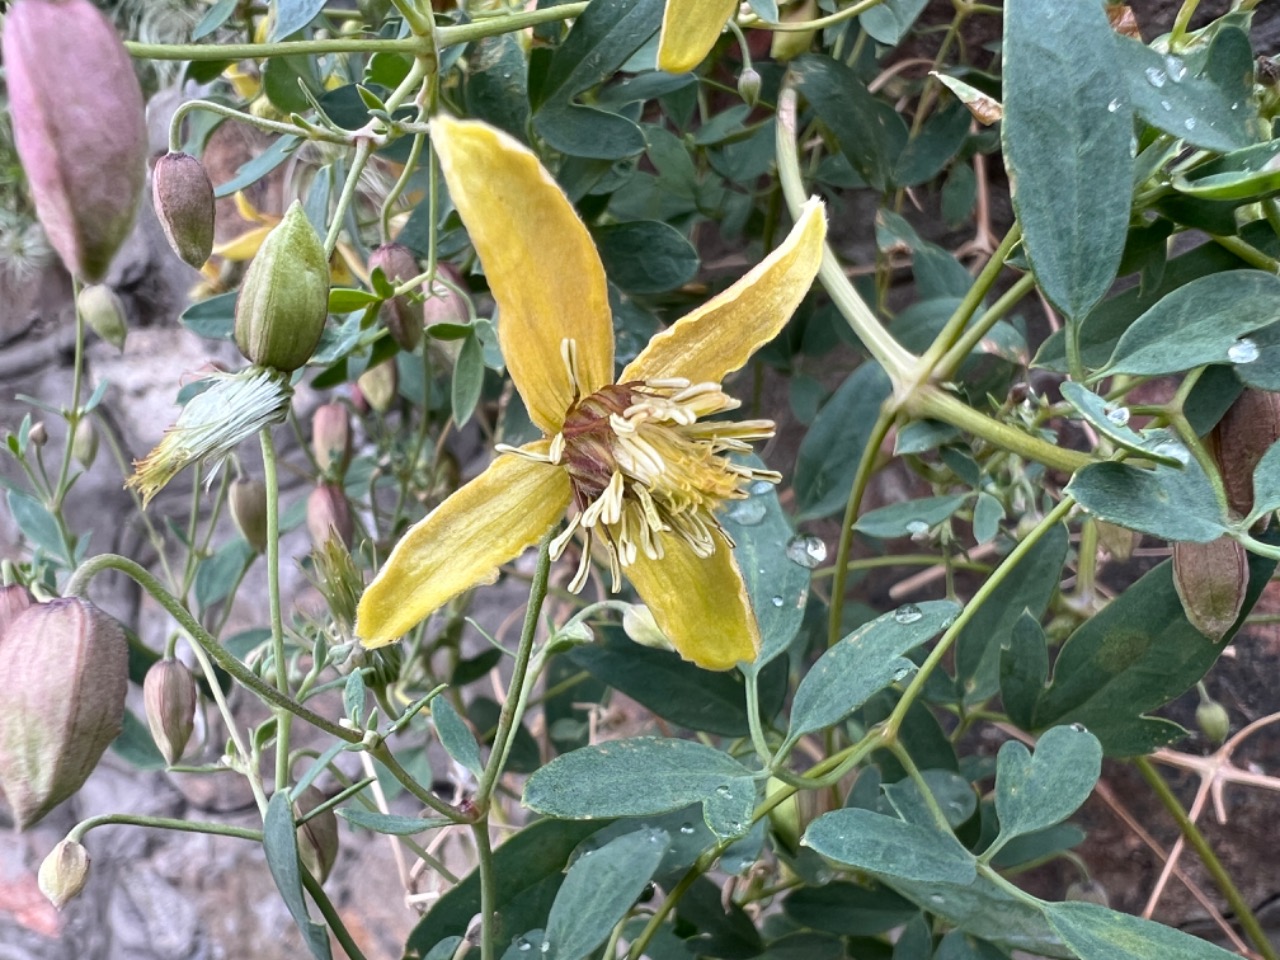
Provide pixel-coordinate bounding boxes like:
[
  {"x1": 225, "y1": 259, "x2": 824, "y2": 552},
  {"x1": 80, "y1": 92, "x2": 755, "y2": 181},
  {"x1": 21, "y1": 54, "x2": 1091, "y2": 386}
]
[
  {"x1": 1144, "y1": 66, "x2": 1167, "y2": 87},
  {"x1": 785, "y1": 534, "x2": 828, "y2": 568},
  {"x1": 1107, "y1": 98, "x2": 1122, "y2": 112},
  {"x1": 725, "y1": 498, "x2": 767, "y2": 525},
  {"x1": 770, "y1": 595, "x2": 785, "y2": 608},
  {"x1": 1228, "y1": 337, "x2": 1259, "y2": 364},
  {"x1": 894, "y1": 603, "x2": 923, "y2": 624},
  {"x1": 1105, "y1": 406, "x2": 1131, "y2": 427},
  {"x1": 680, "y1": 822, "x2": 695, "y2": 835}
]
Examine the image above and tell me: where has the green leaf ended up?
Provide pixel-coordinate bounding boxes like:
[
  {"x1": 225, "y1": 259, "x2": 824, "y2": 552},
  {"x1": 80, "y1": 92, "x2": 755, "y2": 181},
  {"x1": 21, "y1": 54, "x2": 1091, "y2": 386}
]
[
  {"x1": 883, "y1": 769, "x2": 976, "y2": 829},
  {"x1": 702, "y1": 776, "x2": 756, "y2": 839},
  {"x1": 329, "y1": 288, "x2": 381, "y2": 312},
  {"x1": 1248, "y1": 440, "x2": 1280, "y2": 523},
  {"x1": 194, "y1": 538, "x2": 255, "y2": 611},
  {"x1": 271, "y1": 0, "x2": 326, "y2": 40},
  {"x1": 1059, "y1": 382, "x2": 1190, "y2": 466},
  {"x1": 1002, "y1": 0, "x2": 1131, "y2": 319},
  {"x1": 405, "y1": 819, "x2": 606, "y2": 954},
  {"x1": 934, "y1": 931, "x2": 1010, "y2": 960},
  {"x1": 894, "y1": 100, "x2": 971, "y2": 187},
  {"x1": 999, "y1": 613, "x2": 1049, "y2": 730},
  {"x1": 803, "y1": 809, "x2": 976, "y2": 884},
  {"x1": 433, "y1": 698, "x2": 484, "y2": 776},
  {"x1": 214, "y1": 136, "x2": 300, "y2": 198},
  {"x1": 7, "y1": 490, "x2": 71, "y2": 565},
  {"x1": 1173, "y1": 139, "x2": 1280, "y2": 202},
  {"x1": 111, "y1": 709, "x2": 166, "y2": 770},
  {"x1": 451, "y1": 334, "x2": 485, "y2": 427},
  {"x1": 1044, "y1": 901, "x2": 1239, "y2": 960},
  {"x1": 783, "y1": 882, "x2": 917, "y2": 937},
  {"x1": 193, "y1": 0, "x2": 238, "y2": 40},
  {"x1": 992, "y1": 725, "x2": 1102, "y2": 851},
  {"x1": 595, "y1": 221, "x2": 699, "y2": 294},
  {"x1": 262, "y1": 792, "x2": 333, "y2": 960},
  {"x1": 1101, "y1": 271, "x2": 1280, "y2": 377},
  {"x1": 853, "y1": 494, "x2": 969, "y2": 539},
  {"x1": 793, "y1": 362, "x2": 892, "y2": 520},
  {"x1": 337, "y1": 808, "x2": 452, "y2": 836},
  {"x1": 544, "y1": 830, "x2": 667, "y2": 960},
  {"x1": 860, "y1": 0, "x2": 929, "y2": 46},
  {"x1": 1065, "y1": 459, "x2": 1227, "y2": 543},
  {"x1": 788, "y1": 601, "x2": 960, "y2": 740},
  {"x1": 465, "y1": 33, "x2": 532, "y2": 141},
  {"x1": 972, "y1": 493, "x2": 1003, "y2": 545},
  {"x1": 955, "y1": 522, "x2": 1068, "y2": 703},
  {"x1": 523, "y1": 738, "x2": 752, "y2": 820},
  {"x1": 343, "y1": 672, "x2": 365, "y2": 724},
  {"x1": 180, "y1": 292, "x2": 237, "y2": 340},
  {"x1": 262, "y1": 55, "x2": 319, "y2": 115}
]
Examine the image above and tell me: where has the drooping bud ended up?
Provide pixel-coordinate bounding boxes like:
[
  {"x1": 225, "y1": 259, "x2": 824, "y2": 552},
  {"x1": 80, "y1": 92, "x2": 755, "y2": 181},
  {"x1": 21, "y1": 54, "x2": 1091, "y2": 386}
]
[
  {"x1": 230, "y1": 478, "x2": 269, "y2": 552},
  {"x1": 622, "y1": 604, "x2": 675, "y2": 652},
  {"x1": 1196, "y1": 692, "x2": 1231, "y2": 745},
  {"x1": 1210, "y1": 388, "x2": 1280, "y2": 520},
  {"x1": 29, "y1": 421, "x2": 48, "y2": 448},
  {"x1": 38, "y1": 839, "x2": 90, "y2": 910},
  {"x1": 738, "y1": 67, "x2": 762, "y2": 108},
  {"x1": 1173, "y1": 537, "x2": 1248, "y2": 642},
  {"x1": 3, "y1": 0, "x2": 147, "y2": 281},
  {"x1": 307, "y1": 484, "x2": 354, "y2": 550},
  {"x1": 77, "y1": 284, "x2": 128, "y2": 351},
  {"x1": 153, "y1": 151, "x2": 217, "y2": 269},
  {"x1": 293, "y1": 787, "x2": 340, "y2": 883},
  {"x1": 357, "y1": 359, "x2": 398, "y2": 414},
  {"x1": 422, "y1": 263, "x2": 470, "y2": 328},
  {"x1": 0, "y1": 583, "x2": 34, "y2": 639},
  {"x1": 311, "y1": 403, "x2": 352, "y2": 478},
  {"x1": 0, "y1": 598, "x2": 129, "y2": 829},
  {"x1": 143, "y1": 659, "x2": 198, "y2": 765},
  {"x1": 72, "y1": 418, "x2": 98, "y2": 469},
  {"x1": 234, "y1": 201, "x2": 330, "y2": 372},
  {"x1": 368, "y1": 243, "x2": 422, "y2": 352}
]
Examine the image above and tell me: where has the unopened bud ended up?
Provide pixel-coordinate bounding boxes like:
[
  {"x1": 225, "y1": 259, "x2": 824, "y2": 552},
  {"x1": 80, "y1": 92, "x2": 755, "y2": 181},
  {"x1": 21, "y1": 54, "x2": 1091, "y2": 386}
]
[
  {"x1": 0, "y1": 583, "x2": 34, "y2": 638},
  {"x1": 312, "y1": 403, "x2": 352, "y2": 478},
  {"x1": 77, "y1": 284, "x2": 127, "y2": 351},
  {"x1": 72, "y1": 418, "x2": 98, "y2": 469},
  {"x1": 1210, "y1": 388, "x2": 1280, "y2": 520},
  {"x1": 153, "y1": 151, "x2": 217, "y2": 269},
  {"x1": 738, "y1": 67, "x2": 762, "y2": 107},
  {"x1": 622, "y1": 604, "x2": 674, "y2": 652},
  {"x1": 357, "y1": 359, "x2": 398, "y2": 414},
  {"x1": 28, "y1": 421, "x2": 48, "y2": 448},
  {"x1": 143, "y1": 659, "x2": 198, "y2": 765},
  {"x1": 1196, "y1": 694, "x2": 1231, "y2": 745},
  {"x1": 230, "y1": 478, "x2": 269, "y2": 552},
  {"x1": 369, "y1": 243, "x2": 422, "y2": 352},
  {"x1": 423, "y1": 263, "x2": 470, "y2": 328},
  {"x1": 1173, "y1": 537, "x2": 1248, "y2": 642},
  {"x1": 294, "y1": 786, "x2": 340, "y2": 883},
  {"x1": 307, "y1": 483, "x2": 354, "y2": 550},
  {"x1": 0, "y1": 599, "x2": 129, "y2": 829},
  {"x1": 234, "y1": 201, "x2": 330, "y2": 373},
  {"x1": 38, "y1": 839, "x2": 90, "y2": 910}
]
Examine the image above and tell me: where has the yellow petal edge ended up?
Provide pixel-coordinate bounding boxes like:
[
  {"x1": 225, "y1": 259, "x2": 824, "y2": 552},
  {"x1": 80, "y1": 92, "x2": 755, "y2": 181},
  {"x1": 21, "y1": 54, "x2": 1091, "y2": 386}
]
[
  {"x1": 356, "y1": 446, "x2": 572, "y2": 647},
  {"x1": 625, "y1": 530, "x2": 759, "y2": 670},
  {"x1": 657, "y1": 0, "x2": 739, "y2": 74},
  {"x1": 431, "y1": 116, "x2": 613, "y2": 433},
  {"x1": 622, "y1": 197, "x2": 826, "y2": 385}
]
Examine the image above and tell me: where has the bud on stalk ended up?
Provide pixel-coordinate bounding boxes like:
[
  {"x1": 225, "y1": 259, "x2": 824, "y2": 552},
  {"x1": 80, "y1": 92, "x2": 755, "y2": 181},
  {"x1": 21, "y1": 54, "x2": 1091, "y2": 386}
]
[
  {"x1": 234, "y1": 201, "x2": 330, "y2": 373},
  {"x1": 3, "y1": 0, "x2": 148, "y2": 281},
  {"x1": 143, "y1": 659, "x2": 198, "y2": 765},
  {"x1": 311, "y1": 403, "x2": 352, "y2": 478},
  {"x1": 230, "y1": 478, "x2": 269, "y2": 552},
  {"x1": 1172, "y1": 537, "x2": 1248, "y2": 642},
  {"x1": 369, "y1": 243, "x2": 422, "y2": 352},
  {"x1": 153, "y1": 152, "x2": 217, "y2": 269},
  {"x1": 77, "y1": 284, "x2": 128, "y2": 352},
  {"x1": 1210, "y1": 388, "x2": 1280, "y2": 521},
  {"x1": 72, "y1": 418, "x2": 98, "y2": 469},
  {"x1": 307, "y1": 484, "x2": 354, "y2": 550},
  {"x1": 38, "y1": 839, "x2": 90, "y2": 910},
  {"x1": 0, "y1": 599, "x2": 129, "y2": 829},
  {"x1": 423, "y1": 262, "x2": 470, "y2": 328}
]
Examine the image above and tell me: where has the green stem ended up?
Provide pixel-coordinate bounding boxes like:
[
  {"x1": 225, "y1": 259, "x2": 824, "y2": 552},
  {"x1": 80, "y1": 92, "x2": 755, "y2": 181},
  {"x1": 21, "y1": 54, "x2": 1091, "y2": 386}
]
[
  {"x1": 473, "y1": 821, "x2": 499, "y2": 960},
  {"x1": 301, "y1": 868, "x2": 370, "y2": 960},
  {"x1": 324, "y1": 139, "x2": 374, "y2": 258},
  {"x1": 935, "y1": 273, "x2": 1038, "y2": 382},
  {"x1": 744, "y1": 0, "x2": 887, "y2": 31},
  {"x1": 890, "y1": 741, "x2": 952, "y2": 833},
  {"x1": 69, "y1": 813, "x2": 262, "y2": 845},
  {"x1": 168, "y1": 99, "x2": 352, "y2": 152},
  {"x1": 744, "y1": 670, "x2": 773, "y2": 764},
  {"x1": 52, "y1": 278, "x2": 86, "y2": 515},
  {"x1": 812, "y1": 553, "x2": 993, "y2": 580},
  {"x1": 1134, "y1": 756, "x2": 1278, "y2": 960},
  {"x1": 260, "y1": 431, "x2": 293, "y2": 794},
  {"x1": 1211, "y1": 233, "x2": 1280, "y2": 273},
  {"x1": 1169, "y1": 0, "x2": 1204, "y2": 49}
]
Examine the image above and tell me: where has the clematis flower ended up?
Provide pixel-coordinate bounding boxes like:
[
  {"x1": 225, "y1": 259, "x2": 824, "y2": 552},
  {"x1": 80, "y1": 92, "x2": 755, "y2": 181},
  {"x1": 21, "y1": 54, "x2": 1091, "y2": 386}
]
[
  {"x1": 658, "y1": 0, "x2": 739, "y2": 74},
  {"x1": 355, "y1": 117, "x2": 825, "y2": 670}
]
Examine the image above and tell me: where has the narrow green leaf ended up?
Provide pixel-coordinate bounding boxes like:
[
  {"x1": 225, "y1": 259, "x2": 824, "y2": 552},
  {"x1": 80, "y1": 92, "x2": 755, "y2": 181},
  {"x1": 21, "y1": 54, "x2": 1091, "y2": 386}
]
[
  {"x1": 194, "y1": 538, "x2": 255, "y2": 611},
  {"x1": 999, "y1": 613, "x2": 1049, "y2": 730},
  {"x1": 803, "y1": 809, "x2": 976, "y2": 884},
  {"x1": 329, "y1": 288, "x2": 381, "y2": 312},
  {"x1": 1002, "y1": 0, "x2": 1132, "y2": 319},
  {"x1": 337, "y1": 808, "x2": 452, "y2": 836},
  {"x1": 271, "y1": 0, "x2": 327, "y2": 40},
  {"x1": 214, "y1": 136, "x2": 300, "y2": 198},
  {"x1": 262, "y1": 792, "x2": 333, "y2": 960},
  {"x1": 451, "y1": 334, "x2": 485, "y2": 427},
  {"x1": 343, "y1": 672, "x2": 366, "y2": 724},
  {"x1": 788, "y1": 601, "x2": 960, "y2": 740},
  {"x1": 180, "y1": 292, "x2": 238, "y2": 340},
  {"x1": 544, "y1": 830, "x2": 666, "y2": 960},
  {"x1": 433, "y1": 698, "x2": 485, "y2": 776},
  {"x1": 992, "y1": 725, "x2": 1102, "y2": 850},
  {"x1": 1044, "y1": 901, "x2": 1239, "y2": 960},
  {"x1": 1060, "y1": 382, "x2": 1189, "y2": 465}
]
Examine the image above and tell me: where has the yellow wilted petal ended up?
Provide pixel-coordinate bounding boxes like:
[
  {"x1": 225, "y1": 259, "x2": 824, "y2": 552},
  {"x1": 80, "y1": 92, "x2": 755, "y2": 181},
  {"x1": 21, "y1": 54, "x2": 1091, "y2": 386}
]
[
  {"x1": 432, "y1": 116, "x2": 612, "y2": 433},
  {"x1": 622, "y1": 197, "x2": 826, "y2": 385},
  {"x1": 212, "y1": 224, "x2": 275, "y2": 262},
  {"x1": 657, "y1": 0, "x2": 738, "y2": 74},
  {"x1": 355, "y1": 445, "x2": 572, "y2": 647},
  {"x1": 624, "y1": 532, "x2": 759, "y2": 670}
]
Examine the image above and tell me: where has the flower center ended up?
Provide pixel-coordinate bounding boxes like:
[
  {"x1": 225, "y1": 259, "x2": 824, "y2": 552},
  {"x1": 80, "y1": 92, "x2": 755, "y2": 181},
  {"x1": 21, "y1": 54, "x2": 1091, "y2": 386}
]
[{"x1": 547, "y1": 339, "x2": 780, "y2": 593}]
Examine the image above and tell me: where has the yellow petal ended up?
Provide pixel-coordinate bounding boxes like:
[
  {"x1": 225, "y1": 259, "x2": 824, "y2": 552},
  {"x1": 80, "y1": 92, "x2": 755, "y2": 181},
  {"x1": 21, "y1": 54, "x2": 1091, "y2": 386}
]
[
  {"x1": 625, "y1": 532, "x2": 759, "y2": 670},
  {"x1": 622, "y1": 197, "x2": 826, "y2": 385},
  {"x1": 432, "y1": 116, "x2": 613, "y2": 433},
  {"x1": 355, "y1": 445, "x2": 572, "y2": 647},
  {"x1": 658, "y1": 0, "x2": 739, "y2": 74},
  {"x1": 211, "y1": 224, "x2": 275, "y2": 262}
]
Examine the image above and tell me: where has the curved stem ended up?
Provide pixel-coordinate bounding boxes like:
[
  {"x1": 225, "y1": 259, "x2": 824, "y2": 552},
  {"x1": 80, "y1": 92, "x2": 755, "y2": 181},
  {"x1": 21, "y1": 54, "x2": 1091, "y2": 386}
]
[
  {"x1": 743, "y1": 0, "x2": 886, "y2": 31},
  {"x1": 69, "y1": 813, "x2": 262, "y2": 845},
  {"x1": 168, "y1": 99, "x2": 352, "y2": 152},
  {"x1": 935, "y1": 272, "x2": 1037, "y2": 380}
]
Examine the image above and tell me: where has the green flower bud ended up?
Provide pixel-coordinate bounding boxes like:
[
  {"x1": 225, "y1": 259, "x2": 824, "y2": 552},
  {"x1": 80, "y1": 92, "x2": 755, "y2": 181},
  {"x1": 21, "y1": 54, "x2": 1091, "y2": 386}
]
[
  {"x1": 294, "y1": 787, "x2": 340, "y2": 883},
  {"x1": 72, "y1": 418, "x2": 98, "y2": 469},
  {"x1": 38, "y1": 839, "x2": 91, "y2": 910},
  {"x1": 738, "y1": 67, "x2": 762, "y2": 107},
  {"x1": 0, "y1": 598, "x2": 129, "y2": 829},
  {"x1": 3, "y1": 0, "x2": 148, "y2": 280},
  {"x1": 357, "y1": 359, "x2": 398, "y2": 414},
  {"x1": 1196, "y1": 695, "x2": 1231, "y2": 745},
  {"x1": 311, "y1": 402, "x2": 352, "y2": 478},
  {"x1": 28, "y1": 421, "x2": 48, "y2": 448},
  {"x1": 143, "y1": 659, "x2": 198, "y2": 765},
  {"x1": 77, "y1": 284, "x2": 127, "y2": 352},
  {"x1": 307, "y1": 483, "x2": 354, "y2": 550},
  {"x1": 369, "y1": 243, "x2": 422, "y2": 352},
  {"x1": 234, "y1": 201, "x2": 330, "y2": 372},
  {"x1": 230, "y1": 478, "x2": 269, "y2": 553},
  {"x1": 153, "y1": 151, "x2": 217, "y2": 269}
]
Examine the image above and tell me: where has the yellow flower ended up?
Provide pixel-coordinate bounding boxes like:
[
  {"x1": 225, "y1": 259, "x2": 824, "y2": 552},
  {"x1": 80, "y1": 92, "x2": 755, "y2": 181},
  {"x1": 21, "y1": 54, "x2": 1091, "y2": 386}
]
[
  {"x1": 355, "y1": 116, "x2": 825, "y2": 670},
  {"x1": 657, "y1": 0, "x2": 739, "y2": 73}
]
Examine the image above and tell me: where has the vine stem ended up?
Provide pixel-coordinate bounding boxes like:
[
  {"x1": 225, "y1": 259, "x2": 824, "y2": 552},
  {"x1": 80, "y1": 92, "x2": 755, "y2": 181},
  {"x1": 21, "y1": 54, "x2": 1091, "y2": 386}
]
[
  {"x1": 324, "y1": 138, "x2": 374, "y2": 258},
  {"x1": 69, "y1": 813, "x2": 262, "y2": 844},
  {"x1": 1134, "y1": 756, "x2": 1278, "y2": 960},
  {"x1": 472, "y1": 821, "x2": 499, "y2": 960},
  {"x1": 260, "y1": 431, "x2": 292, "y2": 794},
  {"x1": 168, "y1": 99, "x2": 353, "y2": 152}
]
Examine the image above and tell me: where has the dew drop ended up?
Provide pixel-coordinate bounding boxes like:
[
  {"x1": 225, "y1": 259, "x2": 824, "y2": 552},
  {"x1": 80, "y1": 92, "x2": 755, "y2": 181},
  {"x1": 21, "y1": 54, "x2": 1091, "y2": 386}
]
[
  {"x1": 1160, "y1": 99, "x2": 1172, "y2": 111},
  {"x1": 891, "y1": 665, "x2": 913, "y2": 683},
  {"x1": 728, "y1": 820, "x2": 743, "y2": 833},
  {"x1": 1105, "y1": 405, "x2": 1131, "y2": 427},
  {"x1": 715, "y1": 785, "x2": 733, "y2": 798},
  {"x1": 1184, "y1": 117, "x2": 1197, "y2": 131},
  {"x1": 1107, "y1": 97, "x2": 1122, "y2": 112},
  {"x1": 1069, "y1": 722, "x2": 1088, "y2": 733},
  {"x1": 1164, "y1": 55, "x2": 1187, "y2": 81},
  {"x1": 1231, "y1": 101, "x2": 1241, "y2": 111},
  {"x1": 540, "y1": 942, "x2": 551, "y2": 955},
  {"x1": 1144, "y1": 66, "x2": 1167, "y2": 87},
  {"x1": 680, "y1": 822, "x2": 696, "y2": 835},
  {"x1": 785, "y1": 534, "x2": 828, "y2": 568},
  {"x1": 894, "y1": 603, "x2": 924, "y2": 624},
  {"x1": 749, "y1": 479, "x2": 774, "y2": 496},
  {"x1": 726, "y1": 498, "x2": 767, "y2": 525},
  {"x1": 770, "y1": 595, "x2": 785, "y2": 608},
  {"x1": 515, "y1": 938, "x2": 532, "y2": 952},
  {"x1": 1228, "y1": 337, "x2": 1260, "y2": 364},
  {"x1": 906, "y1": 519, "x2": 931, "y2": 540},
  {"x1": 929, "y1": 893, "x2": 947, "y2": 905}
]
